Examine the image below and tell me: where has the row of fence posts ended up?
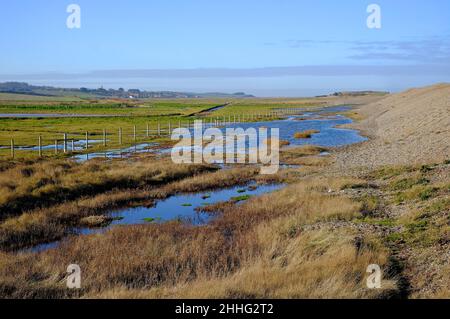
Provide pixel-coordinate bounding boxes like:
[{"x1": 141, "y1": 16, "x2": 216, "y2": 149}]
[{"x1": 6, "y1": 110, "x2": 303, "y2": 159}]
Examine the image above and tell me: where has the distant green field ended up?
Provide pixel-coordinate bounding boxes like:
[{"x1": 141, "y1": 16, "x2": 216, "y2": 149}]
[
  {"x1": 0, "y1": 98, "x2": 222, "y2": 116},
  {"x1": 209, "y1": 98, "x2": 326, "y2": 116},
  {"x1": 0, "y1": 95, "x2": 325, "y2": 116},
  {"x1": 0, "y1": 92, "x2": 85, "y2": 102}
]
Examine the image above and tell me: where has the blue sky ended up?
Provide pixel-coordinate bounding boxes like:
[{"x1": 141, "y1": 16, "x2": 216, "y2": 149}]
[{"x1": 1, "y1": 0, "x2": 449, "y2": 96}]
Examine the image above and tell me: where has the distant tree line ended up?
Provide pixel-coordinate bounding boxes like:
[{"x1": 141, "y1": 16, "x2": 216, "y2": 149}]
[{"x1": 0, "y1": 82, "x2": 254, "y2": 99}]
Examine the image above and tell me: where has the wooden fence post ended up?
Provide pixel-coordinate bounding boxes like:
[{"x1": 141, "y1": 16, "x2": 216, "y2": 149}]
[
  {"x1": 119, "y1": 128, "x2": 122, "y2": 145},
  {"x1": 10, "y1": 139, "x2": 14, "y2": 159},
  {"x1": 63, "y1": 133, "x2": 67, "y2": 153},
  {"x1": 38, "y1": 136, "x2": 42, "y2": 157},
  {"x1": 55, "y1": 140, "x2": 58, "y2": 154},
  {"x1": 85, "y1": 132, "x2": 89, "y2": 150}
]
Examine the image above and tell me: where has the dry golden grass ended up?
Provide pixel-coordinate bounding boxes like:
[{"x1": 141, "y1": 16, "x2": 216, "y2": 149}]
[
  {"x1": 79, "y1": 215, "x2": 113, "y2": 228},
  {"x1": 0, "y1": 157, "x2": 217, "y2": 219},
  {"x1": 0, "y1": 174, "x2": 396, "y2": 299},
  {"x1": 280, "y1": 145, "x2": 327, "y2": 165},
  {"x1": 161, "y1": 166, "x2": 259, "y2": 195},
  {"x1": 341, "y1": 111, "x2": 366, "y2": 121},
  {"x1": 95, "y1": 229, "x2": 394, "y2": 299}
]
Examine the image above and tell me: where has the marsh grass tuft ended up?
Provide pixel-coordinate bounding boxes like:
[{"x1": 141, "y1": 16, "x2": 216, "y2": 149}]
[
  {"x1": 293, "y1": 130, "x2": 320, "y2": 139},
  {"x1": 79, "y1": 215, "x2": 113, "y2": 228}
]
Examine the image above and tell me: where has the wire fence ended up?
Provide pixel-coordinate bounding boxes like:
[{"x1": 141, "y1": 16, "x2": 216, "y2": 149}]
[{"x1": 2, "y1": 109, "x2": 306, "y2": 159}]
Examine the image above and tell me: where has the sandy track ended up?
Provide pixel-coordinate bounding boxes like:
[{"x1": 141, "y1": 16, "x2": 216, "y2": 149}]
[{"x1": 334, "y1": 83, "x2": 450, "y2": 169}]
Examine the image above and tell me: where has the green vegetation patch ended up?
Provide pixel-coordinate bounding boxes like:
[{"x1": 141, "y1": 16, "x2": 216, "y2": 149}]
[
  {"x1": 388, "y1": 176, "x2": 429, "y2": 191},
  {"x1": 231, "y1": 195, "x2": 252, "y2": 202},
  {"x1": 394, "y1": 186, "x2": 438, "y2": 204},
  {"x1": 143, "y1": 217, "x2": 162, "y2": 223},
  {"x1": 423, "y1": 198, "x2": 450, "y2": 216},
  {"x1": 406, "y1": 220, "x2": 428, "y2": 233},
  {"x1": 370, "y1": 166, "x2": 414, "y2": 180}
]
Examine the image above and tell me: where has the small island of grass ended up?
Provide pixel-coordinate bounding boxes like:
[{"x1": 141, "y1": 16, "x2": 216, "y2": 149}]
[{"x1": 294, "y1": 130, "x2": 320, "y2": 139}]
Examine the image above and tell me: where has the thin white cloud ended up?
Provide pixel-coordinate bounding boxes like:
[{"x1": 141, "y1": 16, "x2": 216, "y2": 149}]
[{"x1": 284, "y1": 36, "x2": 450, "y2": 63}]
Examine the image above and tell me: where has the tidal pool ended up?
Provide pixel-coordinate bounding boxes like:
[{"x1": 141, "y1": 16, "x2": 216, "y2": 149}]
[
  {"x1": 82, "y1": 183, "x2": 283, "y2": 232},
  {"x1": 27, "y1": 183, "x2": 284, "y2": 253}
]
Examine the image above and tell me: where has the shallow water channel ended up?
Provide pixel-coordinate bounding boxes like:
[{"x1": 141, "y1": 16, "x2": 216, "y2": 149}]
[{"x1": 69, "y1": 105, "x2": 365, "y2": 162}]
